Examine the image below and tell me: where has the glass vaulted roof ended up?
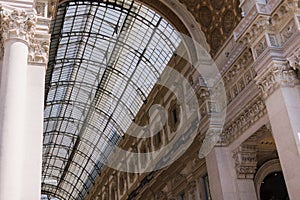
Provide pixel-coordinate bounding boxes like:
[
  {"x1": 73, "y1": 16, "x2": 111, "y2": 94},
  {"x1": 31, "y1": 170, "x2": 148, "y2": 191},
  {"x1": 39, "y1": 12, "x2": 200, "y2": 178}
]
[{"x1": 42, "y1": 0, "x2": 181, "y2": 199}]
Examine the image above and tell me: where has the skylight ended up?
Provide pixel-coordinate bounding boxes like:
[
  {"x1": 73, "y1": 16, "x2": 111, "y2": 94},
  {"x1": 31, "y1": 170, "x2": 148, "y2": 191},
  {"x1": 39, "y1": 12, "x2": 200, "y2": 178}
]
[{"x1": 42, "y1": 0, "x2": 181, "y2": 199}]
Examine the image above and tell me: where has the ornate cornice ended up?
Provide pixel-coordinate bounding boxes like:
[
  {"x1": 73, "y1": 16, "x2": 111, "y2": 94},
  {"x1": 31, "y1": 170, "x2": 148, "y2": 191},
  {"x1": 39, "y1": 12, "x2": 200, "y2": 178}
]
[
  {"x1": 234, "y1": 0, "x2": 296, "y2": 45},
  {"x1": 0, "y1": 7, "x2": 36, "y2": 43},
  {"x1": 255, "y1": 61, "x2": 299, "y2": 99}
]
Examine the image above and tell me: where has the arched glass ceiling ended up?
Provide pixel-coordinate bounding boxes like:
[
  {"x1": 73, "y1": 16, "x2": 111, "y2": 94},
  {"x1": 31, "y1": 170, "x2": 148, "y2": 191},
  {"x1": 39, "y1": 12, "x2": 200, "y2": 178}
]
[{"x1": 42, "y1": 0, "x2": 181, "y2": 199}]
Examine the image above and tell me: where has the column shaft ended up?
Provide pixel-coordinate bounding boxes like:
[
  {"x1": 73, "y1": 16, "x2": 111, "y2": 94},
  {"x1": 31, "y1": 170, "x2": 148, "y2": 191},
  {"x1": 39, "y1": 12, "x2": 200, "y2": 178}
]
[
  {"x1": 265, "y1": 86, "x2": 300, "y2": 199},
  {"x1": 0, "y1": 39, "x2": 28, "y2": 199},
  {"x1": 205, "y1": 147, "x2": 238, "y2": 200}
]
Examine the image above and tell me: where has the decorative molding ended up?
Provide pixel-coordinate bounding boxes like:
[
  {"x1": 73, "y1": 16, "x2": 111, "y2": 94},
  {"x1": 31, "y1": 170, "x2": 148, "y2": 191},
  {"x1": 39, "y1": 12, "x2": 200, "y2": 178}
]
[
  {"x1": 35, "y1": 0, "x2": 48, "y2": 17},
  {"x1": 28, "y1": 36, "x2": 50, "y2": 63},
  {"x1": 254, "y1": 37, "x2": 267, "y2": 59},
  {"x1": 255, "y1": 61, "x2": 298, "y2": 99},
  {"x1": 234, "y1": 0, "x2": 296, "y2": 46},
  {"x1": 119, "y1": 173, "x2": 125, "y2": 195},
  {"x1": 220, "y1": 97, "x2": 267, "y2": 145},
  {"x1": 156, "y1": 191, "x2": 167, "y2": 200},
  {"x1": 233, "y1": 139, "x2": 257, "y2": 179}
]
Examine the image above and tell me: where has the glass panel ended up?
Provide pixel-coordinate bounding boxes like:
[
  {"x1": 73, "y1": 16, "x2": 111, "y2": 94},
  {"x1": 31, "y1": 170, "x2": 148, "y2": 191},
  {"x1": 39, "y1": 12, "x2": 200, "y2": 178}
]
[{"x1": 42, "y1": 0, "x2": 181, "y2": 199}]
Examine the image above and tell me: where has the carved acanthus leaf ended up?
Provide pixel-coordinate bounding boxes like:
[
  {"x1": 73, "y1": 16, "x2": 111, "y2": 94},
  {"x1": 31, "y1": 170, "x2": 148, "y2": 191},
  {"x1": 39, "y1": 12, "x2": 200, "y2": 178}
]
[
  {"x1": 28, "y1": 36, "x2": 50, "y2": 63},
  {"x1": 255, "y1": 61, "x2": 298, "y2": 98},
  {"x1": 0, "y1": 7, "x2": 36, "y2": 42}
]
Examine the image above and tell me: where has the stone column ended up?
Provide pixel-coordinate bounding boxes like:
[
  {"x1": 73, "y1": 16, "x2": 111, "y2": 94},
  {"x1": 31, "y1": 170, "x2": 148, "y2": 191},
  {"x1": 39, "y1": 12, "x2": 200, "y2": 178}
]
[
  {"x1": 0, "y1": 6, "x2": 49, "y2": 199},
  {"x1": 256, "y1": 60, "x2": 300, "y2": 200},
  {"x1": 233, "y1": 0, "x2": 300, "y2": 198},
  {"x1": 205, "y1": 147, "x2": 239, "y2": 200}
]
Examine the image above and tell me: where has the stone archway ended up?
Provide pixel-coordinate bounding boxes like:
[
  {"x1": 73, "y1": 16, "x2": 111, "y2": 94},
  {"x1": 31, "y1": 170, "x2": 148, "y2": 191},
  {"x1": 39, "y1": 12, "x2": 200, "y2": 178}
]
[{"x1": 254, "y1": 159, "x2": 286, "y2": 200}]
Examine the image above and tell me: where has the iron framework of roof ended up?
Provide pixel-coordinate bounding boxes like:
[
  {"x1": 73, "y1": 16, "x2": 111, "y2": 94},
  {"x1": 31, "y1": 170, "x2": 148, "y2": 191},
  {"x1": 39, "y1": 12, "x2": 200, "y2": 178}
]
[{"x1": 42, "y1": 0, "x2": 181, "y2": 199}]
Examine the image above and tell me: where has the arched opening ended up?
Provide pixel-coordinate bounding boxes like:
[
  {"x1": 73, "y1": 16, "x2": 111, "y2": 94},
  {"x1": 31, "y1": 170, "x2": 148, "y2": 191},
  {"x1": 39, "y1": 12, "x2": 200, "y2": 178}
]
[{"x1": 260, "y1": 171, "x2": 289, "y2": 200}]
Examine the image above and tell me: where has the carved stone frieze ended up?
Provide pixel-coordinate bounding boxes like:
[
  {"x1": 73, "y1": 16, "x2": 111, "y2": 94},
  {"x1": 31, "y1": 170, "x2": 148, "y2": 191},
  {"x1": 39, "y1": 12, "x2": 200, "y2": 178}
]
[
  {"x1": 232, "y1": 141, "x2": 257, "y2": 179},
  {"x1": 280, "y1": 19, "x2": 296, "y2": 44},
  {"x1": 254, "y1": 37, "x2": 267, "y2": 59},
  {"x1": 255, "y1": 61, "x2": 298, "y2": 99},
  {"x1": 172, "y1": 173, "x2": 186, "y2": 188},
  {"x1": 223, "y1": 50, "x2": 253, "y2": 85},
  {"x1": 220, "y1": 97, "x2": 266, "y2": 145}
]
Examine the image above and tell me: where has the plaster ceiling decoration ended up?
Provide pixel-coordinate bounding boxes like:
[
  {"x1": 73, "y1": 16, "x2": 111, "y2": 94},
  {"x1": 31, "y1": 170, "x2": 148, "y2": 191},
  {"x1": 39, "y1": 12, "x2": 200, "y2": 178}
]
[{"x1": 178, "y1": 0, "x2": 242, "y2": 55}]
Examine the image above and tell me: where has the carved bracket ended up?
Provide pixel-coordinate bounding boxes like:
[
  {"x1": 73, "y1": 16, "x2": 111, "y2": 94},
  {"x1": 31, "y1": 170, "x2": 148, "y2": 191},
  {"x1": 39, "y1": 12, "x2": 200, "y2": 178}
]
[{"x1": 233, "y1": 141, "x2": 257, "y2": 179}]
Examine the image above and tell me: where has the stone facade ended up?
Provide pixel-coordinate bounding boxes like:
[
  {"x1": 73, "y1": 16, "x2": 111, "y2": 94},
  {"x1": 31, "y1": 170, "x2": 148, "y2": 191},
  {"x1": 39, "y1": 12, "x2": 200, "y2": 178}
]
[{"x1": 0, "y1": 0, "x2": 299, "y2": 200}]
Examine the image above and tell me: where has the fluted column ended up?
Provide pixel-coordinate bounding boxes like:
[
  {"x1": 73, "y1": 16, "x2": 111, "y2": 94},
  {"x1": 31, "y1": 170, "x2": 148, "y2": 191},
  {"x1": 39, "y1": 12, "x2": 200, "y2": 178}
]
[{"x1": 0, "y1": 5, "x2": 49, "y2": 199}]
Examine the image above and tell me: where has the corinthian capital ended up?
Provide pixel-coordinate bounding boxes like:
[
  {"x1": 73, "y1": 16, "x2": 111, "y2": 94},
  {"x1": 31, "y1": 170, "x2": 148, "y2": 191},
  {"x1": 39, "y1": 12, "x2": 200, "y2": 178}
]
[
  {"x1": 0, "y1": 6, "x2": 36, "y2": 42},
  {"x1": 255, "y1": 61, "x2": 299, "y2": 99}
]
